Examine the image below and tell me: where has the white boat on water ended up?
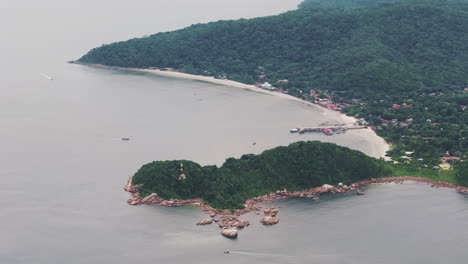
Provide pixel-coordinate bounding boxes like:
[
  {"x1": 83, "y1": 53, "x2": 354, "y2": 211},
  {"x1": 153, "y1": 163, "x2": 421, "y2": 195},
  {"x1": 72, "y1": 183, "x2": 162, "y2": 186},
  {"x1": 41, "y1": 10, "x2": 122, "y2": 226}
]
[{"x1": 290, "y1": 128, "x2": 299, "y2": 133}]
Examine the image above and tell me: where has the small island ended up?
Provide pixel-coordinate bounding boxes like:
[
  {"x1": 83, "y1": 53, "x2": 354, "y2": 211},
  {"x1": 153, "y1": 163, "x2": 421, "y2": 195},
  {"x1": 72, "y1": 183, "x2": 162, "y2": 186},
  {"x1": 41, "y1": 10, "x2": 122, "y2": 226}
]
[{"x1": 124, "y1": 141, "x2": 468, "y2": 238}]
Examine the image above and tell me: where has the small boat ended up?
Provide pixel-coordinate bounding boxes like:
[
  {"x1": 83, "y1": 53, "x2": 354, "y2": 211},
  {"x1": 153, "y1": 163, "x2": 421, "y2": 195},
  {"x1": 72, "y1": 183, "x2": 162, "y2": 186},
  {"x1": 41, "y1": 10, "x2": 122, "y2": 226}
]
[
  {"x1": 290, "y1": 128, "x2": 299, "y2": 133},
  {"x1": 224, "y1": 250, "x2": 230, "y2": 254},
  {"x1": 321, "y1": 128, "x2": 334, "y2": 135},
  {"x1": 121, "y1": 137, "x2": 130, "y2": 141}
]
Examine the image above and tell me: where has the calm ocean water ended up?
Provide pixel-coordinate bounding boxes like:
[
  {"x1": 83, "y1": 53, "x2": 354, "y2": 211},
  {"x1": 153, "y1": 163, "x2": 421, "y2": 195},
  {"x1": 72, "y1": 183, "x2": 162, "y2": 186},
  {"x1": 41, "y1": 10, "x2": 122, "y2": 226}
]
[{"x1": 1, "y1": 1, "x2": 467, "y2": 263}]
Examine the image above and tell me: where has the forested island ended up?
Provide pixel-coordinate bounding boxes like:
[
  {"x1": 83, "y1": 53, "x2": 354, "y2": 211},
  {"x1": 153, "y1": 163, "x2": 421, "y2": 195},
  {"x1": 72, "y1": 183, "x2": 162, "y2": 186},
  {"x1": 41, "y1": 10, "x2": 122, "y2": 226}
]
[
  {"x1": 129, "y1": 141, "x2": 467, "y2": 210},
  {"x1": 131, "y1": 141, "x2": 390, "y2": 209},
  {"x1": 124, "y1": 141, "x2": 467, "y2": 237},
  {"x1": 78, "y1": 0, "x2": 467, "y2": 170}
]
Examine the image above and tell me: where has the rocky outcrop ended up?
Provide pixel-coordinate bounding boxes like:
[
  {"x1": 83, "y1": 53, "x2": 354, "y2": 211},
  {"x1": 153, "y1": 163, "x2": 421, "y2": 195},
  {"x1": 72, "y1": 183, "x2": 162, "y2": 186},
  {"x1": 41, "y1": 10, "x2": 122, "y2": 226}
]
[
  {"x1": 124, "y1": 177, "x2": 138, "y2": 193},
  {"x1": 260, "y1": 216, "x2": 280, "y2": 225},
  {"x1": 221, "y1": 228, "x2": 238, "y2": 238},
  {"x1": 197, "y1": 218, "x2": 214, "y2": 225},
  {"x1": 264, "y1": 207, "x2": 279, "y2": 217},
  {"x1": 218, "y1": 215, "x2": 250, "y2": 229}
]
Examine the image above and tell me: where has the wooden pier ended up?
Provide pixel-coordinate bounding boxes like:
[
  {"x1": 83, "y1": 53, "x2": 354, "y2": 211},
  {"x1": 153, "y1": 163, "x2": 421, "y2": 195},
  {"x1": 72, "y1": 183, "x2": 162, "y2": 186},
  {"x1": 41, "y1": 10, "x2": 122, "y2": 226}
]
[{"x1": 290, "y1": 125, "x2": 366, "y2": 135}]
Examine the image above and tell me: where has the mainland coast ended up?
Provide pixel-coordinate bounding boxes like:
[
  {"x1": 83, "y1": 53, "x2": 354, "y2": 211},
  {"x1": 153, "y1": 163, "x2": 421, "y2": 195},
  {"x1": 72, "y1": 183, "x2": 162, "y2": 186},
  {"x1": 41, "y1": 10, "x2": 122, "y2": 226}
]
[
  {"x1": 71, "y1": 62, "x2": 390, "y2": 160},
  {"x1": 124, "y1": 176, "x2": 468, "y2": 238}
]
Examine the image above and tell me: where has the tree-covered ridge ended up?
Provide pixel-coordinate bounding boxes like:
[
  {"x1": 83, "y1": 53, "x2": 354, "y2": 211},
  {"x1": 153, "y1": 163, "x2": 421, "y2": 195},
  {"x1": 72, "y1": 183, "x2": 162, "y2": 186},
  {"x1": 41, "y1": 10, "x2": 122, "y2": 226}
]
[
  {"x1": 79, "y1": 1, "x2": 468, "y2": 165},
  {"x1": 79, "y1": 3, "x2": 467, "y2": 99},
  {"x1": 298, "y1": 0, "x2": 467, "y2": 9},
  {"x1": 132, "y1": 141, "x2": 390, "y2": 209}
]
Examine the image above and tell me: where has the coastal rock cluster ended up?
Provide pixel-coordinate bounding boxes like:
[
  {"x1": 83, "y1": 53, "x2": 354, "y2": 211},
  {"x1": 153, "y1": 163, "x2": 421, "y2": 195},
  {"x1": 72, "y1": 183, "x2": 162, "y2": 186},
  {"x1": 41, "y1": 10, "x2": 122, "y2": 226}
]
[
  {"x1": 260, "y1": 207, "x2": 280, "y2": 225},
  {"x1": 124, "y1": 176, "x2": 468, "y2": 238}
]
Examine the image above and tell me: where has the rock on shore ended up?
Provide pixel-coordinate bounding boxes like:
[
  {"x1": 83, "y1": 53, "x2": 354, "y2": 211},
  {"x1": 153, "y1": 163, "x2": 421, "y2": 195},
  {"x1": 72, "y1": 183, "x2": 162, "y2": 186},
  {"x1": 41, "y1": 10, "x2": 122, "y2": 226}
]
[
  {"x1": 221, "y1": 228, "x2": 238, "y2": 238},
  {"x1": 260, "y1": 216, "x2": 280, "y2": 225},
  {"x1": 197, "y1": 218, "x2": 214, "y2": 225},
  {"x1": 264, "y1": 207, "x2": 279, "y2": 217}
]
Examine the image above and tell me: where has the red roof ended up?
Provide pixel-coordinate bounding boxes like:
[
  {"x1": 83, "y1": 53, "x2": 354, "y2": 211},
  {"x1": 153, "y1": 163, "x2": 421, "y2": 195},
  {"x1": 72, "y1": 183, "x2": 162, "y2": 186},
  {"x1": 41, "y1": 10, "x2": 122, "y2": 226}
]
[
  {"x1": 444, "y1": 155, "x2": 462, "y2": 161},
  {"x1": 392, "y1": 104, "x2": 401, "y2": 109},
  {"x1": 403, "y1": 103, "x2": 413, "y2": 108}
]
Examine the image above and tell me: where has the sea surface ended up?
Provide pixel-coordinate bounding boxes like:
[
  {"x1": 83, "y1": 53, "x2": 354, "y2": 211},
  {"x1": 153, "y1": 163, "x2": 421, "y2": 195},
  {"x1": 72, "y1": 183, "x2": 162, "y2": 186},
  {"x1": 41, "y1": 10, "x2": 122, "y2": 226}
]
[{"x1": 1, "y1": 1, "x2": 467, "y2": 263}]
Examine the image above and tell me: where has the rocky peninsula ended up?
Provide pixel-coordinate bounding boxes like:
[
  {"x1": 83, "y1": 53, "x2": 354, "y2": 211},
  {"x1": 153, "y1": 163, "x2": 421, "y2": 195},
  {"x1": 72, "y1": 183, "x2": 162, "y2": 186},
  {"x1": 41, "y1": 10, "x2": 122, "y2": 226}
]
[{"x1": 124, "y1": 176, "x2": 468, "y2": 238}]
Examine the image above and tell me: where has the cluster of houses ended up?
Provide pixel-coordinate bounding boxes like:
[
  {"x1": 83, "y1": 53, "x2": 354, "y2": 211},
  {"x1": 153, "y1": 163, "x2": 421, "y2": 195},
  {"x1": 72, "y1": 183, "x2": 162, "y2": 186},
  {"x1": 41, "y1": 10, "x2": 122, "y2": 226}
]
[
  {"x1": 255, "y1": 79, "x2": 289, "y2": 90},
  {"x1": 308, "y1": 89, "x2": 355, "y2": 111},
  {"x1": 391, "y1": 103, "x2": 413, "y2": 109},
  {"x1": 438, "y1": 153, "x2": 463, "y2": 170},
  {"x1": 256, "y1": 72, "x2": 362, "y2": 113},
  {"x1": 392, "y1": 151, "x2": 463, "y2": 170},
  {"x1": 255, "y1": 74, "x2": 466, "y2": 171},
  {"x1": 380, "y1": 118, "x2": 414, "y2": 129},
  {"x1": 393, "y1": 151, "x2": 416, "y2": 164}
]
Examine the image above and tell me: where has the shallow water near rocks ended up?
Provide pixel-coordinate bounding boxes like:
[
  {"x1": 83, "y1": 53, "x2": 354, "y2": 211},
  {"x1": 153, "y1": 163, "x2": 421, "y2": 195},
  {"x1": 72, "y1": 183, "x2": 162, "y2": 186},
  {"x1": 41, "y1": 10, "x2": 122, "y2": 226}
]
[{"x1": 1, "y1": 1, "x2": 467, "y2": 263}]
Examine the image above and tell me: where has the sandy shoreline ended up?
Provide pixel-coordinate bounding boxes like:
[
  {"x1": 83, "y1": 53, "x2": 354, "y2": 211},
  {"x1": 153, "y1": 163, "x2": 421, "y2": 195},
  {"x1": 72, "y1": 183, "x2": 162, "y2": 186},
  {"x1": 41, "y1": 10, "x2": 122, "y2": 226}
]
[{"x1": 74, "y1": 62, "x2": 390, "y2": 159}]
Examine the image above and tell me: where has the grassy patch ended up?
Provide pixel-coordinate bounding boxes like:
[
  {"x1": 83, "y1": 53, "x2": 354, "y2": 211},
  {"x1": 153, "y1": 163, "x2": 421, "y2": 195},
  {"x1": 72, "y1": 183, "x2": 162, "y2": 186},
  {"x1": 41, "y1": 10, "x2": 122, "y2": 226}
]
[{"x1": 390, "y1": 164, "x2": 457, "y2": 183}]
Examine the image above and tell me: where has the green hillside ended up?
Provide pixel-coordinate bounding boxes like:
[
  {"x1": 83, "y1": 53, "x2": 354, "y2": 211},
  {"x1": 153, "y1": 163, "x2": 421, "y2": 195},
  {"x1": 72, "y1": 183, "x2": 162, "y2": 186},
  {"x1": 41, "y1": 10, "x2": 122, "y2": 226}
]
[
  {"x1": 79, "y1": 1, "x2": 468, "y2": 165},
  {"x1": 298, "y1": 0, "x2": 467, "y2": 9},
  {"x1": 132, "y1": 141, "x2": 391, "y2": 209}
]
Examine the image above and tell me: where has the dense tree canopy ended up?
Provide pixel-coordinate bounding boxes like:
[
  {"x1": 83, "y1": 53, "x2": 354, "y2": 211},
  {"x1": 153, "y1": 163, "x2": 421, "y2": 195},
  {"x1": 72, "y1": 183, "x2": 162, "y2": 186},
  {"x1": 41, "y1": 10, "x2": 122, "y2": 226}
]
[
  {"x1": 132, "y1": 141, "x2": 391, "y2": 209},
  {"x1": 80, "y1": 2, "x2": 467, "y2": 102},
  {"x1": 79, "y1": 0, "x2": 468, "y2": 165},
  {"x1": 299, "y1": 0, "x2": 467, "y2": 9}
]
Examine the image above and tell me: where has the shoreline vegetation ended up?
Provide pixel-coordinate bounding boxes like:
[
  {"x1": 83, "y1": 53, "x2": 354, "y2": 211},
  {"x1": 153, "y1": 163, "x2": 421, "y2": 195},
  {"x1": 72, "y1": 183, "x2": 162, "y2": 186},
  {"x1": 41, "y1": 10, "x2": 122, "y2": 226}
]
[{"x1": 70, "y1": 61, "x2": 391, "y2": 159}]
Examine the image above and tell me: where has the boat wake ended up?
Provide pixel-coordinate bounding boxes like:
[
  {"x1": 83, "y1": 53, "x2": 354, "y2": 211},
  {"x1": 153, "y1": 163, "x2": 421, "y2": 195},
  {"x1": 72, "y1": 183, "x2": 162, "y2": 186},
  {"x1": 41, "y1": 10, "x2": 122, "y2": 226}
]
[
  {"x1": 40, "y1": 73, "x2": 53, "y2": 80},
  {"x1": 225, "y1": 250, "x2": 344, "y2": 263},
  {"x1": 225, "y1": 250, "x2": 292, "y2": 258}
]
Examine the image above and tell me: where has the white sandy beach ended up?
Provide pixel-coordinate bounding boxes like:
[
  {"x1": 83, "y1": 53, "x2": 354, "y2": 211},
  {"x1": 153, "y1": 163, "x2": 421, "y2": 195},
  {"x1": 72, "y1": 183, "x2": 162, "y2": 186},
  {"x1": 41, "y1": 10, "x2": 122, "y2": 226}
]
[{"x1": 82, "y1": 63, "x2": 390, "y2": 159}]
